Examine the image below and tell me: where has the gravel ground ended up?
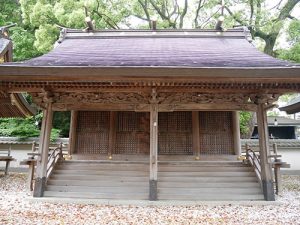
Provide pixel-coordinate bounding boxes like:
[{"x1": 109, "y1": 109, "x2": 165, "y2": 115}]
[{"x1": 0, "y1": 173, "x2": 300, "y2": 225}]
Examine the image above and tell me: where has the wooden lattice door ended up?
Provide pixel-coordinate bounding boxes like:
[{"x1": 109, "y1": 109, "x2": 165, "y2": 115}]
[
  {"x1": 115, "y1": 112, "x2": 150, "y2": 154},
  {"x1": 158, "y1": 112, "x2": 193, "y2": 155},
  {"x1": 199, "y1": 111, "x2": 234, "y2": 154},
  {"x1": 75, "y1": 111, "x2": 110, "y2": 154}
]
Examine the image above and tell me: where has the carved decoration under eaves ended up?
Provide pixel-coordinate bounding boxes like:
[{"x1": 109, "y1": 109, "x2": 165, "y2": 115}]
[
  {"x1": 31, "y1": 91, "x2": 280, "y2": 107},
  {"x1": 158, "y1": 93, "x2": 253, "y2": 105},
  {"x1": 53, "y1": 92, "x2": 150, "y2": 104},
  {"x1": 249, "y1": 94, "x2": 280, "y2": 105}
]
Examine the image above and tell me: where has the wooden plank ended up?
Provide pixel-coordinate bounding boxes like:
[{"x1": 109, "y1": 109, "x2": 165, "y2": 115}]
[
  {"x1": 192, "y1": 111, "x2": 200, "y2": 159},
  {"x1": 257, "y1": 103, "x2": 275, "y2": 201},
  {"x1": 68, "y1": 110, "x2": 78, "y2": 155}
]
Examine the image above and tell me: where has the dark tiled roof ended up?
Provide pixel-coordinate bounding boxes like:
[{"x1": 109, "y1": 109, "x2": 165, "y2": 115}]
[
  {"x1": 280, "y1": 96, "x2": 300, "y2": 114},
  {"x1": 13, "y1": 29, "x2": 295, "y2": 68}
]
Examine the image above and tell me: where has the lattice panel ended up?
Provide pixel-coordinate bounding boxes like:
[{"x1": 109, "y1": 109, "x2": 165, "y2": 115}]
[
  {"x1": 199, "y1": 111, "x2": 234, "y2": 155},
  {"x1": 75, "y1": 111, "x2": 110, "y2": 154},
  {"x1": 115, "y1": 112, "x2": 150, "y2": 154},
  {"x1": 158, "y1": 112, "x2": 193, "y2": 155}
]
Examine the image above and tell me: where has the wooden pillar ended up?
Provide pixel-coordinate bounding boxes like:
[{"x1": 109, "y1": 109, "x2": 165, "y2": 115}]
[
  {"x1": 232, "y1": 111, "x2": 241, "y2": 156},
  {"x1": 108, "y1": 111, "x2": 117, "y2": 158},
  {"x1": 33, "y1": 102, "x2": 53, "y2": 197},
  {"x1": 192, "y1": 111, "x2": 200, "y2": 160},
  {"x1": 68, "y1": 110, "x2": 78, "y2": 155},
  {"x1": 257, "y1": 103, "x2": 275, "y2": 201},
  {"x1": 149, "y1": 104, "x2": 158, "y2": 201}
]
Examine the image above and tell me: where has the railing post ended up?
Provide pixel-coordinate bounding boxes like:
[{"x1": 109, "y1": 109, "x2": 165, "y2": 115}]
[
  {"x1": 59, "y1": 142, "x2": 63, "y2": 160},
  {"x1": 245, "y1": 143, "x2": 249, "y2": 161},
  {"x1": 31, "y1": 141, "x2": 37, "y2": 153}
]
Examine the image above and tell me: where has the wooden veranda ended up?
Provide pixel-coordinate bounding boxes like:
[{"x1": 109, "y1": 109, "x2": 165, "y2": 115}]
[{"x1": 0, "y1": 28, "x2": 300, "y2": 201}]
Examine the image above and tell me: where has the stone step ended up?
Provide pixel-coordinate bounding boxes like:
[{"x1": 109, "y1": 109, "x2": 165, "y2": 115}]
[
  {"x1": 159, "y1": 176, "x2": 258, "y2": 182},
  {"x1": 158, "y1": 187, "x2": 262, "y2": 195},
  {"x1": 158, "y1": 171, "x2": 255, "y2": 177},
  {"x1": 158, "y1": 182, "x2": 261, "y2": 188},
  {"x1": 43, "y1": 191, "x2": 148, "y2": 200},
  {"x1": 158, "y1": 194, "x2": 265, "y2": 201},
  {"x1": 48, "y1": 180, "x2": 148, "y2": 187},
  {"x1": 53, "y1": 170, "x2": 148, "y2": 176},
  {"x1": 50, "y1": 174, "x2": 149, "y2": 182},
  {"x1": 46, "y1": 185, "x2": 148, "y2": 193},
  {"x1": 158, "y1": 166, "x2": 252, "y2": 172}
]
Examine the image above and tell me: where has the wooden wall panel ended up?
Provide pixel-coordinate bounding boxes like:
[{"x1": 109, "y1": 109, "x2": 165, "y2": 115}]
[
  {"x1": 115, "y1": 112, "x2": 150, "y2": 154},
  {"x1": 158, "y1": 112, "x2": 193, "y2": 155},
  {"x1": 75, "y1": 111, "x2": 110, "y2": 154},
  {"x1": 199, "y1": 111, "x2": 234, "y2": 154}
]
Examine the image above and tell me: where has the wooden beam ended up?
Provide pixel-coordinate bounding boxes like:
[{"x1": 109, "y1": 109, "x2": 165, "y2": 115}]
[
  {"x1": 159, "y1": 103, "x2": 257, "y2": 112},
  {"x1": 33, "y1": 102, "x2": 53, "y2": 197},
  {"x1": 149, "y1": 104, "x2": 158, "y2": 201},
  {"x1": 68, "y1": 110, "x2": 78, "y2": 155},
  {"x1": 232, "y1": 111, "x2": 241, "y2": 156},
  {"x1": 192, "y1": 111, "x2": 200, "y2": 159},
  {"x1": 108, "y1": 111, "x2": 117, "y2": 158},
  {"x1": 257, "y1": 103, "x2": 275, "y2": 201}
]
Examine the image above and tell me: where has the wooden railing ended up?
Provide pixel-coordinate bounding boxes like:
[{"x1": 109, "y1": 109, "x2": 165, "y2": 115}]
[
  {"x1": 20, "y1": 142, "x2": 65, "y2": 191},
  {"x1": 46, "y1": 143, "x2": 63, "y2": 180},
  {"x1": 245, "y1": 143, "x2": 290, "y2": 195},
  {"x1": 245, "y1": 144, "x2": 262, "y2": 184}
]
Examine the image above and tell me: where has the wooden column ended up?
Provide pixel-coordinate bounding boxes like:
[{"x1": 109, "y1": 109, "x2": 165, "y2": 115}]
[
  {"x1": 149, "y1": 104, "x2": 158, "y2": 201},
  {"x1": 192, "y1": 111, "x2": 200, "y2": 160},
  {"x1": 33, "y1": 102, "x2": 53, "y2": 197},
  {"x1": 68, "y1": 110, "x2": 78, "y2": 155},
  {"x1": 257, "y1": 103, "x2": 275, "y2": 201},
  {"x1": 232, "y1": 111, "x2": 241, "y2": 156},
  {"x1": 108, "y1": 111, "x2": 117, "y2": 158}
]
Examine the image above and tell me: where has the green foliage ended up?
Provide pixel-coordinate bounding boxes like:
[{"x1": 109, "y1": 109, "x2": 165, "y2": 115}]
[
  {"x1": 240, "y1": 111, "x2": 252, "y2": 136},
  {"x1": 0, "y1": 116, "x2": 60, "y2": 141},
  {"x1": 34, "y1": 24, "x2": 59, "y2": 53},
  {"x1": 0, "y1": 0, "x2": 21, "y2": 26},
  {"x1": 10, "y1": 27, "x2": 41, "y2": 61},
  {"x1": 53, "y1": 112, "x2": 70, "y2": 137},
  {"x1": 277, "y1": 20, "x2": 300, "y2": 63}
]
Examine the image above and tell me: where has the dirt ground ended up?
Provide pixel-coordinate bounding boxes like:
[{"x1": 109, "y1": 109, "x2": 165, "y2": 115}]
[{"x1": 0, "y1": 173, "x2": 299, "y2": 225}]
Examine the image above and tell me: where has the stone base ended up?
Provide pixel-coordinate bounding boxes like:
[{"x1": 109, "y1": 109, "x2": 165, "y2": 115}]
[
  {"x1": 262, "y1": 180, "x2": 275, "y2": 201},
  {"x1": 149, "y1": 180, "x2": 157, "y2": 201},
  {"x1": 33, "y1": 177, "x2": 46, "y2": 197}
]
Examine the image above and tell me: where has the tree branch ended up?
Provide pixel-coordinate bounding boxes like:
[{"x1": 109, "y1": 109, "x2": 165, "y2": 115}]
[{"x1": 179, "y1": 0, "x2": 188, "y2": 28}]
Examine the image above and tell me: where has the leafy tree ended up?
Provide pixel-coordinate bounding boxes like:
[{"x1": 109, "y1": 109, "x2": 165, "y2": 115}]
[
  {"x1": 278, "y1": 20, "x2": 300, "y2": 63},
  {"x1": 10, "y1": 27, "x2": 41, "y2": 61},
  {"x1": 224, "y1": 0, "x2": 300, "y2": 55}
]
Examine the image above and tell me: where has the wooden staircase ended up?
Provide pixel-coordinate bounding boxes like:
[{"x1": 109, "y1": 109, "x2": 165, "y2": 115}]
[
  {"x1": 157, "y1": 161, "x2": 264, "y2": 201},
  {"x1": 44, "y1": 161, "x2": 149, "y2": 200},
  {"x1": 44, "y1": 160, "x2": 264, "y2": 201}
]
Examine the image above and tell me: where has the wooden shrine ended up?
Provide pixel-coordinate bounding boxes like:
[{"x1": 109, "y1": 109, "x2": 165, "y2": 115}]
[{"x1": 0, "y1": 28, "x2": 300, "y2": 201}]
